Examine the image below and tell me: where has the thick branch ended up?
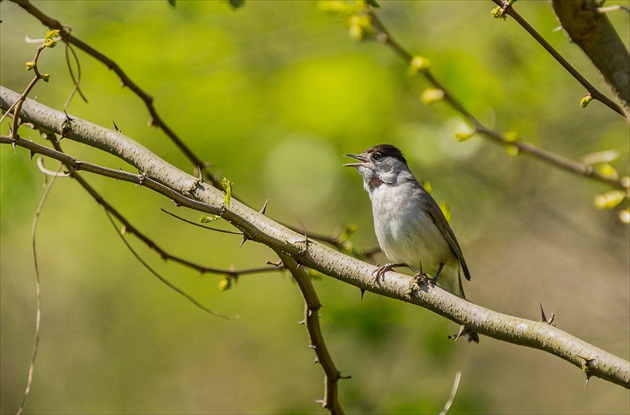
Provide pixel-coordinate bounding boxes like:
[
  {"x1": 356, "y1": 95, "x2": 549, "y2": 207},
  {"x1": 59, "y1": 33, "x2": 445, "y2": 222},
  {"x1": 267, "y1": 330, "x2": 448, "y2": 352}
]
[
  {"x1": 2, "y1": 86, "x2": 629, "y2": 389},
  {"x1": 551, "y1": 0, "x2": 630, "y2": 115}
]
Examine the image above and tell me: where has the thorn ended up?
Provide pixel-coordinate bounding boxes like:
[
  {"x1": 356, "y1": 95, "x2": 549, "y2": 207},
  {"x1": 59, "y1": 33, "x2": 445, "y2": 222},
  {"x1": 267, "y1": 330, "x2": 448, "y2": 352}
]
[
  {"x1": 240, "y1": 234, "x2": 249, "y2": 247},
  {"x1": 539, "y1": 303, "x2": 556, "y2": 325},
  {"x1": 259, "y1": 199, "x2": 269, "y2": 215},
  {"x1": 339, "y1": 373, "x2": 352, "y2": 380},
  {"x1": 113, "y1": 120, "x2": 120, "y2": 132},
  {"x1": 297, "y1": 319, "x2": 305, "y2": 325},
  {"x1": 313, "y1": 358, "x2": 319, "y2": 365},
  {"x1": 448, "y1": 325, "x2": 480, "y2": 343},
  {"x1": 448, "y1": 325, "x2": 465, "y2": 341},
  {"x1": 360, "y1": 288, "x2": 366, "y2": 300},
  {"x1": 578, "y1": 355, "x2": 597, "y2": 389},
  {"x1": 195, "y1": 166, "x2": 203, "y2": 181},
  {"x1": 30, "y1": 149, "x2": 36, "y2": 160}
]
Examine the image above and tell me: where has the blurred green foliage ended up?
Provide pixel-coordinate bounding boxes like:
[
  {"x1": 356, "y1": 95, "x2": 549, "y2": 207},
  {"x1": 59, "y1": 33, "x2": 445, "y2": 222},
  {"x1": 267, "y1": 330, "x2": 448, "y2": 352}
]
[{"x1": 1, "y1": 1, "x2": 628, "y2": 414}]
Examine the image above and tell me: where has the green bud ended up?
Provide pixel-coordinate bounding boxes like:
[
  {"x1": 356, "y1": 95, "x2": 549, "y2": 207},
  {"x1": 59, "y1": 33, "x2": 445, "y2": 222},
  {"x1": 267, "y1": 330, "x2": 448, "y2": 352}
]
[
  {"x1": 218, "y1": 276, "x2": 232, "y2": 291},
  {"x1": 200, "y1": 215, "x2": 220, "y2": 223},
  {"x1": 597, "y1": 163, "x2": 619, "y2": 179},
  {"x1": 41, "y1": 73, "x2": 50, "y2": 82},
  {"x1": 594, "y1": 190, "x2": 625, "y2": 209},
  {"x1": 420, "y1": 88, "x2": 444, "y2": 105},
  {"x1": 26, "y1": 61, "x2": 36, "y2": 71},
  {"x1": 44, "y1": 29, "x2": 60, "y2": 41},
  {"x1": 504, "y1": 131, "x2": 519, "y2": 142},
  {"x1": 221, "y1": 177, "x2": 233, "y2": 208},
  {"x1": 348, "y1": 14, "x2": 374, "y2": 41},
  {"x1": 491, "y1": 6, "x2": 506, "y2": 19},
  {"x1": 455, "y1": 125, "x2": 475, "y2": 142},
  {"x1": 318, "y1": 0, "x2": 353, "y2": 13},
  {"x1": 409, "y1": 56, "x2": 431, "y2": 74},
  {"x1": 580, "y1": 94, "x2": 592, "y2": 108},
  {"x1": 505, "y1": 145, "x2": 519, "y2": 157}
]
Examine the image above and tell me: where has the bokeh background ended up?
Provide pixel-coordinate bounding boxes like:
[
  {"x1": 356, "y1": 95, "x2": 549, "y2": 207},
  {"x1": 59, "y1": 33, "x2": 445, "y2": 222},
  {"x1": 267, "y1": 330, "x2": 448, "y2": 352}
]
[{"x1": 1, "y1": 1, "x2": 628, "y2": 413}]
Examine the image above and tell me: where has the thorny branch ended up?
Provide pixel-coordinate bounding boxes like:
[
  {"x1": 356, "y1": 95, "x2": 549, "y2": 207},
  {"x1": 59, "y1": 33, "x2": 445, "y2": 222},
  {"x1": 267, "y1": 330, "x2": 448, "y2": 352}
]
[
  {"x1": 9, "y1": 0, "x2": 223, "y2": 189},
  {"x1": 40, "y1": 133, "x2": 284, "y2": 280},
  {"x1": 279, "y1": 253, "x2": 348, "y2": 415},
  {"x1": 368, "y1": 11, "x2": 628, "y2": 192},
  {"x1": 1, "y1": 88, "x2": 629, "y2": 389}
]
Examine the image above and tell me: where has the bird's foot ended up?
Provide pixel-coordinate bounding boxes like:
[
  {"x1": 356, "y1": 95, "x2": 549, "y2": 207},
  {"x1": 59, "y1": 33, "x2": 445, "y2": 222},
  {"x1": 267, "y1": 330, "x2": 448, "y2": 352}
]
[
  {"x1": 413, "y1": 271, "x2": 438, "y2": 287},
  {"x1": 373, "y1": 263, "x2": 395, "y2": 283},
  {"x1": 373, "y1": 263, "x2": 405, "y2": 284}
]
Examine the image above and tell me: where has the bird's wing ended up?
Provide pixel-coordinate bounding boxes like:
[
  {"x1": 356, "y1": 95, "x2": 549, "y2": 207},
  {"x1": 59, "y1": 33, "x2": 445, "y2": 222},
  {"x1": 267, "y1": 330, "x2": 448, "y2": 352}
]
[{"x1": 420, "y1": 191, "x2": 472, "y2": 282}]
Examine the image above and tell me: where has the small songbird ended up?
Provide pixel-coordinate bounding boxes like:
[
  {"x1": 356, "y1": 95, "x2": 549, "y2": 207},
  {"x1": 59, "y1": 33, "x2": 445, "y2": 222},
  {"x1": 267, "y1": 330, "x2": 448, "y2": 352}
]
[{"x1": 344, "y1": 144, "x2": 478, "y2": 342}]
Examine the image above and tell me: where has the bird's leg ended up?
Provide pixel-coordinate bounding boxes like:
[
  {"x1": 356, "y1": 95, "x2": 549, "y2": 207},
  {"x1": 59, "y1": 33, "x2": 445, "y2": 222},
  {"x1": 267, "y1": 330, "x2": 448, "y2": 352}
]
[
  {"x1": 413, "y1": 262, "x2": 444, "y2": 286},
  {"x1": 373, "y1": 263, "x2": 407, "y2": 283}
]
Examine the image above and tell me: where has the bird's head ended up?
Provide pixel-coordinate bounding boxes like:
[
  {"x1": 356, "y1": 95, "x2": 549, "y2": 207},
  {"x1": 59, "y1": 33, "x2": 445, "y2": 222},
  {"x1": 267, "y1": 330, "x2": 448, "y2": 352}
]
[{"x1": 344, "y1": 144, "x2": 409, "y2": 191}]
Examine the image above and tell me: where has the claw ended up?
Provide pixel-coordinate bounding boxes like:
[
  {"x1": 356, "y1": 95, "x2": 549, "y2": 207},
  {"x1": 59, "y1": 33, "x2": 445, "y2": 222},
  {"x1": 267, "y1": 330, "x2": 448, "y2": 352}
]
[
  {"x1": 372, "y1": 262, "x2": 406, "y2": 283},
  {"x1": 373, "y1": 263, "x2": 394, "y2": 281},
  {"x1": 414, "y1": 271, "x2": 438, "y2": 286}
]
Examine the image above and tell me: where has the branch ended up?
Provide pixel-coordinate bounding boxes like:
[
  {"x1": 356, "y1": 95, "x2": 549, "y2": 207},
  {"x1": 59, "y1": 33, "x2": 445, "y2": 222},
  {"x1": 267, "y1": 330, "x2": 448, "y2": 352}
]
[
  {"x1": 491, "y1": 0, "x2": 627, "y2": 117},
  {"x1": 278, "y1": 253, "x2": 347, "y2": 415},
  {"x1": 550, "y1": 0, "x2": 630, "y2": 115},
  {"x1": 368, "y1": 12, "x2": 628, "y2": 191},
  {"x1": 9, "y1": 0, "x2": 223, "y2": 188},
  {"x1": 2, "y1": 86, "x2": 629, "y2": 389}
]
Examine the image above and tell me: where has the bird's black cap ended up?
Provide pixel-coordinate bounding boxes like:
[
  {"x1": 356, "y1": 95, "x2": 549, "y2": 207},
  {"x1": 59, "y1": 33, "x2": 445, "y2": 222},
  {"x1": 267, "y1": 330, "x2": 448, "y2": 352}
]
[{"x1": 366, "y1": 144, "x2": 407, "y2": 165}]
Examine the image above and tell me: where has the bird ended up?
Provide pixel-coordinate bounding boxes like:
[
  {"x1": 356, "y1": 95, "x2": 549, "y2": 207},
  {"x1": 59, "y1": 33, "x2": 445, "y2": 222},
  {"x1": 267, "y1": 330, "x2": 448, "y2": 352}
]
[{"x1": 344, "y1": 144, "x2": 478, "y2": 342}]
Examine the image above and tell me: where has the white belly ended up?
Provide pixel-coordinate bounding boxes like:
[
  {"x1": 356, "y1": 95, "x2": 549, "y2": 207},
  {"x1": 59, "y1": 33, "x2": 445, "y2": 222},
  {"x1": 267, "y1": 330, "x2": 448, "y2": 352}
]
[{"x1": 370, "y1": 182, "x2": 456, "y2": 278}]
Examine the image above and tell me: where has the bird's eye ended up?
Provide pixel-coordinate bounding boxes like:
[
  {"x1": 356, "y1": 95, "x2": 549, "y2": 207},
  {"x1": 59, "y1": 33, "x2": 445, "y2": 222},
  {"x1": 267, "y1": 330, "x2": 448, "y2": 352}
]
[{"x1": 372, "y1": 152, "x2": 382, "y2": 161}]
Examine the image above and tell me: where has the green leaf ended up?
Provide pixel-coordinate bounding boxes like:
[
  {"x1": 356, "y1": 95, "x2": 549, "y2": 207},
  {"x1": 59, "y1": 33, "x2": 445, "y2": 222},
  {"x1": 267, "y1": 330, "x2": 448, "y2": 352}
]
[{"x1": 221, "y1": 177, "x2": 233, "y2": 208}]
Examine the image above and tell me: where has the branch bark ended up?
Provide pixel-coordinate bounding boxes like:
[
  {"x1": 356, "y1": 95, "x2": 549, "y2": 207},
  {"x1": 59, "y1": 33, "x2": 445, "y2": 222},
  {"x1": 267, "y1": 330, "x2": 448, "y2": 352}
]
[
  {"x1": 2, "y1": 85, "x2": 629, "y2": 389},
  {"x1": 551, "y1": 0, "x2": 630, "y2": 115}
]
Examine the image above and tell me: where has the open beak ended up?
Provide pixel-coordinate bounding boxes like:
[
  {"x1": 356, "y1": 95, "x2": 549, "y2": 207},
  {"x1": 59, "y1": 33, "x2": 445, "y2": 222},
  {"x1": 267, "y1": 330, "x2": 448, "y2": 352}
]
[{"x1": 343, "y1": 153, "x2": 368, "y2": 167}]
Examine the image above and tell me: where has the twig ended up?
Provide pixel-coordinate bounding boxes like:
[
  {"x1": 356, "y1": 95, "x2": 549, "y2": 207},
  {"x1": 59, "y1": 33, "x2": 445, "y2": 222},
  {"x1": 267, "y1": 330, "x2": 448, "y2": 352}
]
[
  {"x1": 491, "y1": 0, "x2": 625, "y2": 116},
  {"x1": 439, "y1": 371, "x2": 462, "y2": 415},
  {"x1": 368, "y1": 12, "x2": 627, "y2": 191},
  {"x1": 103, "y1": 209, "x2": 233, "y2": 319},
  {"x1": 16, "y1": 163, "x2": 63, "y2": 415},
  {"x1": 10, "y1": 0, "x2": 222, "y2": 189},
  {"x1": 161, "y1": 208, "x2": 242, "y2": 235}
]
